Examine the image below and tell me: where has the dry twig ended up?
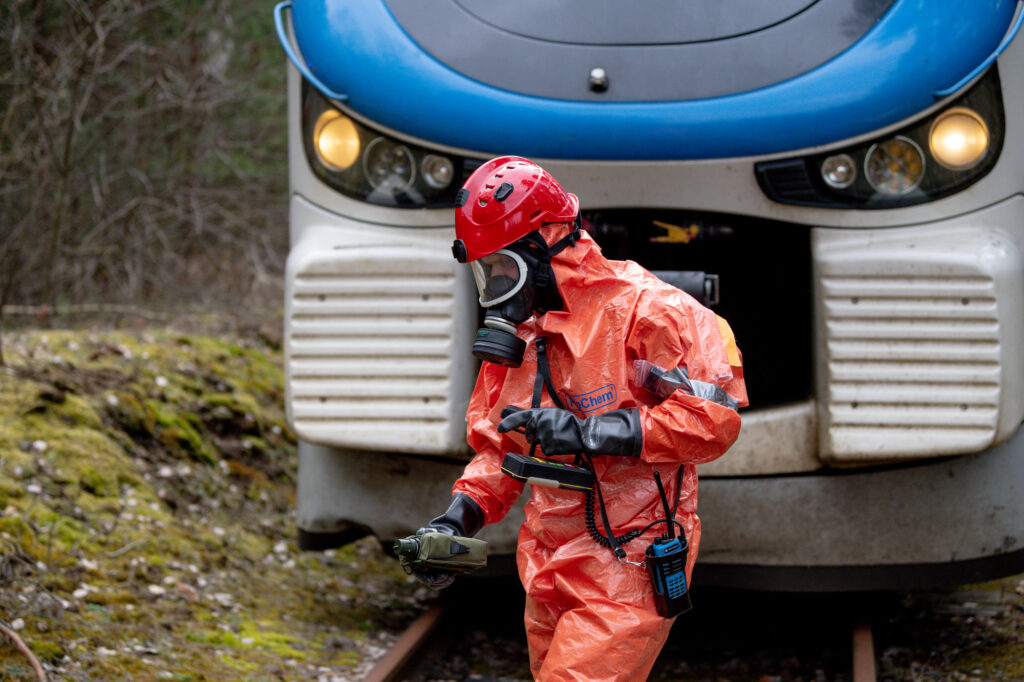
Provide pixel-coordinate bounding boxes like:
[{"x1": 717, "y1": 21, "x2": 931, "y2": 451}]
[{"x1": 0, "y1": 622, "x2": 47, "y2": 681}]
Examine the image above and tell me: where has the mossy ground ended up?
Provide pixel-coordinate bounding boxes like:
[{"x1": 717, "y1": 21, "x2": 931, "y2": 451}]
[{"x1": 0, "y1": 328, "x2": 425, "y2": 681}]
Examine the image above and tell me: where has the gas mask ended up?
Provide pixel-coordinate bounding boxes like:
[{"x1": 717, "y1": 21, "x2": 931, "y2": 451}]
[{"x1": 469, "y1": 235, "x2": 560, "y2": 367}]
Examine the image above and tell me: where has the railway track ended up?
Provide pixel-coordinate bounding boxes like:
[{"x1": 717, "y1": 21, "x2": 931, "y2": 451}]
[{"x1": 361, "y1": 581, "x2": 890, "y2": 682}]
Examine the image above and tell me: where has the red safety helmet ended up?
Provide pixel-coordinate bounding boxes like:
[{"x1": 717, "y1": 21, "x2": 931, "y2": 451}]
[{"x1": 452, "y1": 156, "x2": 579, "y2": 263}]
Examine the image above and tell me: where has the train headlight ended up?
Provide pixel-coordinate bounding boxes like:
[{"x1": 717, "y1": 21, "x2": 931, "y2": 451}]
[
  {"x1": 864, "y1": 136, "x2": 925, "y2": 195},
  {"x1": 313, "y1": 110, "x2": 360, "y2": 171},
  {"x1": 421, "y1": 154, "x2": 455, "y2": 189},
  {"x1": 301, "y1": 82, "x2": 471, "y2": 208},
  {"x1": 820, "y1": 154, "x2": 856, "y2": 189},
  {"x1": 929, "y1": 107, "x2": 989, "y2": 170},
  {"x1": 363, "y1": 138, "x2": 415, "y2": 191},
  {"x1": 755, "y1": 66, "x2": 1004, "y2": 209}
]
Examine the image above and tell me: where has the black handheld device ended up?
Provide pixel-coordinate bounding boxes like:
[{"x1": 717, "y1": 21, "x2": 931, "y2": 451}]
[
  {"x1": 645, "y1": 471, "x2": 693, "y2": 618},
  {"x1": 500, "y1": 452, "x2": 595, "y2": 491}
]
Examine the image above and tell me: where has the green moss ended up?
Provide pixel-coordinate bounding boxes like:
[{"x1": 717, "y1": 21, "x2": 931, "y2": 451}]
[
  {"x1": 237, "y1": 620, "x2": 310, "y2": 660},
  {"x1": 0, "y1": 326, "x2": 426, "y2": 680},
  {"x1": 28, "y1": 639, "x2": 64, "y2": 664}
]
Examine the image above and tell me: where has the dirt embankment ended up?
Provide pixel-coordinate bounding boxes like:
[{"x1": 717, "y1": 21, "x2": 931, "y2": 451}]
[{"x1": 0, "y1": 328, "x2": 425, "y2": 681}]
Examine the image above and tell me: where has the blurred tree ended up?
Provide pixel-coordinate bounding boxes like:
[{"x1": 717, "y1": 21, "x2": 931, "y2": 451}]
[{"x1": 0, "y1": 0, "x2": 288, "y2": 333}]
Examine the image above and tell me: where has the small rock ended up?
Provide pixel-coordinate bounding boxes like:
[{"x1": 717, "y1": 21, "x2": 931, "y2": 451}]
[
  {"x1": 212, "y1": 527, "x2": 226, "y2": 537},
  {"x1": 10, "y1": 618, "x2": 25, "y2": 631},
  {"x1": 212, "y1": 593, "x2": 234, "y2": 607},
  {"x1": 31, "y1": 440, "x2": 48, "y2": 453},
  {"x1": 2, "y1": 505, "x2": 18, "y2": 517},
  {"x1": 106, "y1": 394, "x2": 119, "y2": 407},
  {"x1": 26, "y1": 483, "x2": 42, "y2": 495},
  {"x1": 155, "y1": 376, "x2": 168, "y2": 388},
  {"x1": 96, "y1": 646, "x2": 117, "y2": 656},
  {"x1": 147, "y1": 585, "x2": 167, "y2": 596}
]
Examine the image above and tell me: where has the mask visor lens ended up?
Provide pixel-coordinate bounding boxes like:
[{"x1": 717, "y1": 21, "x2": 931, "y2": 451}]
[{"x1": 471, "y1": 250, "x2": 528, "y2": 306}]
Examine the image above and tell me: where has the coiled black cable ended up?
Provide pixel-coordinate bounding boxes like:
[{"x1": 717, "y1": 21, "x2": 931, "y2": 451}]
[{"x1": 584, "y1": 486, "x2": 642, "y2": 548}]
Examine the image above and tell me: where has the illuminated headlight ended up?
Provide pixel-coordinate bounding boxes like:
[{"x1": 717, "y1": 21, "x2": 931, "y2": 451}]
[
  {"x1": 755, "y1": 66, "x2": 1004, "y2": 209},
  {"x1": 313, "y1": 110, "x2": 360, "y2": 171},
  {"x1": 301, "y1": 82, "x2": 471, "y2": 208},
  {"x1": 929, "y1": 107, "x2": 989, "y2": 170}
]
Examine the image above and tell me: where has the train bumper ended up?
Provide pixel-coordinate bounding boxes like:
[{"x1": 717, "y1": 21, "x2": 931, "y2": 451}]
[
  {"x1": 298, "y1": 420, "x2": 1024, "y2": 590},
  {"x1": 695, "y1": 420, "x2": 1024, "y2": 590}
]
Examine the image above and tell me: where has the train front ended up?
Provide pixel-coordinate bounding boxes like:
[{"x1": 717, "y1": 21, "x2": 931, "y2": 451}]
[{"x1": 277, "y1": 0, "x2": 1024, "y2": 589}]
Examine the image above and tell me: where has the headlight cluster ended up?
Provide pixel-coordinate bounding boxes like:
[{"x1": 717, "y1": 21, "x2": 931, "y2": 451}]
[
  {"x1": 756, "y1": 67, "x2": 1004, "y2": 209},
  {"x1": 302, "y1": 83, "x2": 469, "y2": 208}
]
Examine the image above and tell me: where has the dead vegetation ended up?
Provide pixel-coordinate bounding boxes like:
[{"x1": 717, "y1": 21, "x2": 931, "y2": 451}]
[{"x1": 0, "y1": 0, "x2": 287, "y2": 348}]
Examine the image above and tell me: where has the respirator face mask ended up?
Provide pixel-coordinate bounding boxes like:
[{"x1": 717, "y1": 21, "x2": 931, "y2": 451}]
[{"x1": 470, "y1": 246, "x2": 542, "y2": 368}]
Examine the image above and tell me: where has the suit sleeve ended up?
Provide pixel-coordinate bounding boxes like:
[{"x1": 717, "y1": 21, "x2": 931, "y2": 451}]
[
  {"x1": 451, "y1": 363, "x2": 526, "y2": 525},
  {"x1": 626, "y1": 291, "x2": 748, "y2": 465}
]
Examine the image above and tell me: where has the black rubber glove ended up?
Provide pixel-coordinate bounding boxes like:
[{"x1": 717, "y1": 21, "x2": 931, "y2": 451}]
[
  {"x1": 498, "y1": 406, "x2": 643, "y2": 458},
  {"x1": 411, "y1": 493, "x2": 485, "y2": 589}
]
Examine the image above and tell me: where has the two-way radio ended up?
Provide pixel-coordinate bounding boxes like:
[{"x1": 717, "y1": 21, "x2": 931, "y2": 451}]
[{"x1": 644, "y1": 471, "x2": 692, "y2": 618}]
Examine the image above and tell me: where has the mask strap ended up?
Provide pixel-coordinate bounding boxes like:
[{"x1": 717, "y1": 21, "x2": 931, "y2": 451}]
[
  {"x1": 545, "y1": 217, "x2": 583, "y2": 257},
  {"x1": 531, "y1": 337, "x2": 566, "y2": 411}
]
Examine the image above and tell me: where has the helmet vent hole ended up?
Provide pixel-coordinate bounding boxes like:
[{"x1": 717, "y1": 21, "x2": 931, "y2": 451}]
[
  {"x1": 530, "y1": 209, "x2": 542, "y2": 219},
  {"x1": 479, "y1": 198, "x2": 488, "y2": 207}
]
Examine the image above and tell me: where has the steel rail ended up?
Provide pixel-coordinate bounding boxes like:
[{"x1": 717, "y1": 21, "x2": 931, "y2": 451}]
[{"x1": 363, "y1": 604, "x2": 446, "y2": 682}]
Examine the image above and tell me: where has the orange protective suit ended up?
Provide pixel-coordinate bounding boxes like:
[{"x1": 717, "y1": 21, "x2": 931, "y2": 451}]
[{"x1": 452, "y1": 221, "x2": 747, "y2": 681}]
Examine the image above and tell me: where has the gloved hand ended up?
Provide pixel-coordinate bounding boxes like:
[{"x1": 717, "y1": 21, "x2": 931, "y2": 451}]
[
  {"x1": 498, "y1": 406, "x2": 643, "y2": 458},
  {"x1": 409, "y1": 493, "x2": 485, "y2": 589}
]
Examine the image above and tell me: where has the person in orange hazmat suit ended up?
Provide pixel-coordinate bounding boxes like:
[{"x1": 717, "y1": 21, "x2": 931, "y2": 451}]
[{"x1": 412, "y1": 156, "x2": 747, "y2": 681}]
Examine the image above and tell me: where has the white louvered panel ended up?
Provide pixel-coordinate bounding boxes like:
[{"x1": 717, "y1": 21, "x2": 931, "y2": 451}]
[
  {"x1": 828, "y1": 382, "x2": 1000, "y2": 406},
  {"x1": 285, "y1": 240, "x2": 472, "y2": 455},
  {"x1": 828, "y1": 426, "x2": 995, "y2": 458},
  {"x1": 291, "y1": 398, "x2": 451, "y2": 421},
  {"x1": 826, "y1": 318, "x2": 1000, "y2": 341},
  {"x1": 290, "y1": 376, "x2": 451, "y2": 399},
  {"x1": 293, "y1": 272, "x2": 454, "y2": 296},
  {"x1": 829, "y1": 361, "x2": 1001, "y2": 385},
  {"x1": 290, "y1": 296, "x2": 454, "y2": 317},
  {"x1": 295, "y1": 421, "x2": 454, "y2": 453},
  {"x1": 821, "y1": 275, "x2": 995, "y2": 299},
  {"x1": 826, "y1": 338, "x2": 999, "y2": 363},
  {"x1": 289, "y1": 356, "x2": 452, "y2": 378},
  {"x1": 290, "y1": 316, "x2": 452, "y2": 337},
  {"x1": 828, "y1": 404, "x2": 998, "y2": 429},
  {"x1": 288, "y1": 336, "x2": 453, "y2": 357},
  {"x1": 825, "y1": 297, "x2": 998, "y2": 319},
  {"x1": 821, "y1": 272, "x2": 1001, "y2": 460}
]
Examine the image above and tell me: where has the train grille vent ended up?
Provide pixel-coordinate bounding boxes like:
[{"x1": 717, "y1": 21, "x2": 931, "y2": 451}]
[
  {"x1": 286, "y1": 257, "x2": 463, "y2": 453},
  {"x1": 822, "y1": 273, "x2": 1000, "y2": 458}
]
